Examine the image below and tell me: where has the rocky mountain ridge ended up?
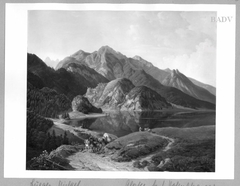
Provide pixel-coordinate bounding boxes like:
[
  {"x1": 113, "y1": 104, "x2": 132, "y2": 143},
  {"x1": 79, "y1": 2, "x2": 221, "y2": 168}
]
[
  {"x1": 188, "y1": 77, "x2": 216, "y2": 96},
  {"x1": 28, "y1": 53, "x2": 108, "y2": 100},
  {"x1": 56, "y1": 46, "x2": 215, "y2": 110},
  {"x1": 162, "y1": 69, "x2": 216, "y2": 104}
]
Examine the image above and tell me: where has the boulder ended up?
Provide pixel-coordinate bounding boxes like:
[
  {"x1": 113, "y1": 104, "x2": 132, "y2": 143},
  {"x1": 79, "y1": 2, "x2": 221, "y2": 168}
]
[{"x1": 72, "y1": 95, "x2": 102, "y2": 114}]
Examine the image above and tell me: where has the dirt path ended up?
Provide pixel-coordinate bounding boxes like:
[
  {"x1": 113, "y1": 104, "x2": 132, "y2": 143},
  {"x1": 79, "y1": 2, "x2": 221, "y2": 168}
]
[
  {"x1": 67, "y1": 132, "x2": 175, "y2": 171},
  {"x1": 67, "y1": 150, "x2": 140, "y2": 171},
  {"x1": 139, "y1": 133, "x2": 174, "y2": 162}
]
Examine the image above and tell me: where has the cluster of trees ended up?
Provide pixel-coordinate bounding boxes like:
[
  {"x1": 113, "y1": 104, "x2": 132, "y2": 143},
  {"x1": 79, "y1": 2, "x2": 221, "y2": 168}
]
[
  {"x1": 27, "y1": 82, "x2": 71, "y2": 118},
  {"x1": 27, "y1": 111, "x2": 69, "y2": 163},
  {"x1": 42, "y1": 130, "x2": 69, "y2": 152}
]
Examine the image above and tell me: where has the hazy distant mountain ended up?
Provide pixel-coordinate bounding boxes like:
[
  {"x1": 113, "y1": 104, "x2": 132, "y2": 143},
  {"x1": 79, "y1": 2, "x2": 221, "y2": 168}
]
[
  {"x1": 189, "y1": 77, "x2": 216, "y2": 96},
  {"x1": 85, "y1": 78, "x2": 171, "y2": 111},
  {"x1": 56, "y1": 46, "x2": 215, "y2": 110},
  {"x1": 44, "y1": 57, "x2": 60, "y2": 68},
  {"x1": 162, "y1": 69, "x2": 215, "y2": 104}
]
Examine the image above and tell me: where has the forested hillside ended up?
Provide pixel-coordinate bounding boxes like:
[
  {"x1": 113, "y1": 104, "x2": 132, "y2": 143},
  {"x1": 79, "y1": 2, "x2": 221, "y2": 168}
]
[
  {"x1": 26, "y1": 111, "x2": 69, "y2": 164},
  {"x1": 27, "y1": 82, "x2": 71, "y2": 118}
]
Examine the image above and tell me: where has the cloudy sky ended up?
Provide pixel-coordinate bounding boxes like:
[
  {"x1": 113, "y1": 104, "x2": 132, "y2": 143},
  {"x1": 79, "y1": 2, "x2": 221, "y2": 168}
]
[{"x1": 28, "y1": 11, "x2": 216, "y2": 86}]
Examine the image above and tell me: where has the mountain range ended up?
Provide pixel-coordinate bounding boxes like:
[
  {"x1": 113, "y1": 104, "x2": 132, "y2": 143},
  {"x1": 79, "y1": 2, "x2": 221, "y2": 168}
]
[
  {"x1": 56, "y1": 45, "x2": 215, "y2": 110},
  {"x1": 28, "y1": 45, "x2": 216, "y2": 112}
]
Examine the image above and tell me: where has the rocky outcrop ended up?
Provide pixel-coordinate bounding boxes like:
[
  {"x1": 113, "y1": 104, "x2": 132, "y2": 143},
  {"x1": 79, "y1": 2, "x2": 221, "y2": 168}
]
[
  {"x1": 121, "y1": 86, "x2": 171, "y2": 111},
  {"x1": 85, "y1": 78, "x2": 171, "y2": 111},
  {"x1": 85, "y1": 78, "x2": 134, "y2": 109},
  {"x1": 72, "y1": 95, "x2": 102, "y2": 114}
]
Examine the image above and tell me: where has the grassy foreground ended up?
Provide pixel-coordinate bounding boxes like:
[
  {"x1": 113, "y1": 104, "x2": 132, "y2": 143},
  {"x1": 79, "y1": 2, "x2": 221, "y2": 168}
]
[{"x1": 147, "y1": 126, "x2": 215, "y2": 172}]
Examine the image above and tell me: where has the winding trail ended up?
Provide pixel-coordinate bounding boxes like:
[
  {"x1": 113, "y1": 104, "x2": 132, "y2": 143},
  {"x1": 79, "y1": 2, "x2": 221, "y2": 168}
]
[
  {"x1": 140, "y1": 133, "x2": 175, "y2": 163},
  {"x1": 67, "y1": 132, "x2": 175, "y2": 171}
]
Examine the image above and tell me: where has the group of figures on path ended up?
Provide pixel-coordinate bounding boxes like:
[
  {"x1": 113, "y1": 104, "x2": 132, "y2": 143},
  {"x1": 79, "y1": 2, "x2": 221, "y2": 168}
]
[{"x1": 84, "y1": 133, "x2": 112, "y2": 153}]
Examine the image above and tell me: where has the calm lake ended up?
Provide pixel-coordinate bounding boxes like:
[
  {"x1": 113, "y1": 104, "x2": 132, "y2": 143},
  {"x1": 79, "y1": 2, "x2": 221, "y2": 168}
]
[{"x1": 64, "y1": 111, "x2": 215, "y2": 137}]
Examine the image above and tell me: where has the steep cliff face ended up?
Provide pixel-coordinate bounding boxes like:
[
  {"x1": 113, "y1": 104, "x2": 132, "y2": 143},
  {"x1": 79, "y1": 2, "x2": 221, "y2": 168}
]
[
  {"x1": 85, "y1": 78, "x2": 171, "y2": 111},
  {"x1": 85, "y1": 78, "x2": 135, "y2": 109},
  {"x1": 121, "y1": 86, "x2": 172, "y2": 111}
]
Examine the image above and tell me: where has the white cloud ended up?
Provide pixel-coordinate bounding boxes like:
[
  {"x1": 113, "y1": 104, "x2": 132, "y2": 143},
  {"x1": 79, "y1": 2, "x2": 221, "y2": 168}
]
[
  {"x1": 175, "y1": 28, "x2": 189, "y2": 38},
  {"x1": 162, "y1": 39, "x2": 216, "y2": 86},
  {"x1": 180, "y1": 12, "x2": 217, "y2": 42},
  {"x1": 127, "y1": 25, "x2": 140, "y2": 41}
]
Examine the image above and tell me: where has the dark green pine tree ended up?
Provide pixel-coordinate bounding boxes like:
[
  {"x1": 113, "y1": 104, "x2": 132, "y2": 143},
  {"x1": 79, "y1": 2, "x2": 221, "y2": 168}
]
[
  {"x1": 48, "y1": 130, "x2": 57, "y2": 151},
  {"x1": 63, "y1": 131, "x2": 69, "y2": 145},
  {"x1": 42, "y1": 133, "x2": 50, "y2": 151}
]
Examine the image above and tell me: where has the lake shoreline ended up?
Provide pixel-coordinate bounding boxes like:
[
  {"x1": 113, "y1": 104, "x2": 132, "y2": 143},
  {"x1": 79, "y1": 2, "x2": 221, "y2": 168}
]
[{"x1": 66, "y1": 108, "x2": 215, "y2": 120}]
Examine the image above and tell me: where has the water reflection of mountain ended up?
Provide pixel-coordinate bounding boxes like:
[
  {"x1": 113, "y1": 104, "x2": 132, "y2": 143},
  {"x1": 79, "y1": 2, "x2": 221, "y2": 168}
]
[
  {"x1": 66, "y1": 111, "x2": 215, "y2": 137},
  {"x1": 66, "y1": 118, "x2": 97, "y2": 128}
]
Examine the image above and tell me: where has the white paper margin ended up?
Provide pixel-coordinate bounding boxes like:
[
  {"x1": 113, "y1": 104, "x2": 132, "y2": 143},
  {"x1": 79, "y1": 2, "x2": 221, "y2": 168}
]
[{"x1": 4, "y1": 3, "x2": 236, "y2": 179}]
